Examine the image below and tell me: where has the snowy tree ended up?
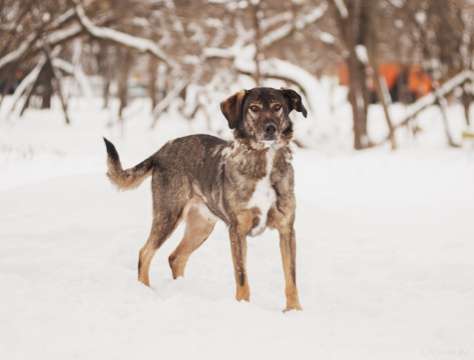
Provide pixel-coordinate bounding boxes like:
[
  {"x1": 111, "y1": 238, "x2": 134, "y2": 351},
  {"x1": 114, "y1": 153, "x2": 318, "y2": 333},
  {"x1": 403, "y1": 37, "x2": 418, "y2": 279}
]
[{"x1": 1, "y1": 0, "x2": 474, "y2": 148}]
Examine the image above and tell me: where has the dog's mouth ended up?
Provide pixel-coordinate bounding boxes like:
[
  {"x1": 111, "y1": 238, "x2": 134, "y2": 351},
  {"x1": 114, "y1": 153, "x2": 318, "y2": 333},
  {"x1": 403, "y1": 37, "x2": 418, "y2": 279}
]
[
  {"x1": 262, "y1": 139, "x2": 276, "y2": 147},
  {"x1": 263, "y1": 135, "x2": 277, "y2": 141}
]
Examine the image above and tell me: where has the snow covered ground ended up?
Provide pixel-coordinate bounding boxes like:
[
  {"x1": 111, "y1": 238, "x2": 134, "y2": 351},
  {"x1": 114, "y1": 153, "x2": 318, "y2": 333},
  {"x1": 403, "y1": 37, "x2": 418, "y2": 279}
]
[{"x1": 1, "y1": 99, "x2": 474, "y2": 359}]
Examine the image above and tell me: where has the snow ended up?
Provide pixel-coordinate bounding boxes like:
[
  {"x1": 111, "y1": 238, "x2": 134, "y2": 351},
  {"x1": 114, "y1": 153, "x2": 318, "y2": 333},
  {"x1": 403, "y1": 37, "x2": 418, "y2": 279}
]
[
  {"x1": 355, "y1": 44, "x2": 369, "y2": 65},
  {"x1": 415, "y1": 11, "x2": 427, "y2": 25},
  {"x1": 1, "y1": 98, "x2": 474, "y2": 359},
  {"x1": 318, "y1": 31, "x2": 336, "y2": 44},
  {"x1": 388, "y1": 0, "x2": 405, "y2": 8}
]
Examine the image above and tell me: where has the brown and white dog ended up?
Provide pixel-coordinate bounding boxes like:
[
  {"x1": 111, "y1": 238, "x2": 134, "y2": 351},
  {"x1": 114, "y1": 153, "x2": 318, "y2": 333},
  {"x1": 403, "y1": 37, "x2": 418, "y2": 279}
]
[{"x1": 104, "y1": 87, "x2": 306, "y2": 311}]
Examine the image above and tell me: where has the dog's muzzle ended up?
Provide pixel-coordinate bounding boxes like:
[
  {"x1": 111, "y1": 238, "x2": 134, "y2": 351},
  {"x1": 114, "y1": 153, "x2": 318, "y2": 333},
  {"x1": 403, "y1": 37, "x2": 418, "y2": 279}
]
[{"x1": 264, "y1": 122, "x2": 277, "y2": 140}]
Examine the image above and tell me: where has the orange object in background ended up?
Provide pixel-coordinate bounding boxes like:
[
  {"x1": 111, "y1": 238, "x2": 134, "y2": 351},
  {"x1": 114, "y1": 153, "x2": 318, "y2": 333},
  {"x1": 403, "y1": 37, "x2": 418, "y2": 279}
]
[
  {"x1": 337, "y1": 62, "x2": 433, "y2": 102},
  {"x1": 338, "y1": 64, "x2": 349, "y2": 87},
  {"x1": 408, "y1": 65, "x2": 432, "y2": 97},
  {"x1": 378, "y1": 63, "x2": 400, "y2": 89},
  {"x1": 337, "y1": 63, "x2": 402, "y2": 90}
]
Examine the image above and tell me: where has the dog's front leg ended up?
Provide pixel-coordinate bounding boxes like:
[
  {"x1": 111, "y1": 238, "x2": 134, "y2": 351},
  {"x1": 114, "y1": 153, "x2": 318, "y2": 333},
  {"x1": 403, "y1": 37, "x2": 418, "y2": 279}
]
[
  {"x1": 279, "y1": 225, "x2": 302, "y2": 312},
  {"x1": 228, "y1": 211, "x2": 255, "y2": 302},
  {"x1": 229, "y1": 225, "x2": 249, "y2": 301}
]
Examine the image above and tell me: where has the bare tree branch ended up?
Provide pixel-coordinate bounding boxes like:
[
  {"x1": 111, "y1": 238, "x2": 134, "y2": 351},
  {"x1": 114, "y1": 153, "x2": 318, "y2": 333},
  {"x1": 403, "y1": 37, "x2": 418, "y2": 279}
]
[{"x1": 74, "y1": 2, "x2": 176, "y2": 68}]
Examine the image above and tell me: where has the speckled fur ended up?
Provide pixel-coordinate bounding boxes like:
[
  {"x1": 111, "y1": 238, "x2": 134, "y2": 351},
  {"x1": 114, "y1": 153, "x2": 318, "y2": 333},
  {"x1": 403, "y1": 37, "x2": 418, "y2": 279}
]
[{"x1": 104, "y1": 87, "x2": 306, "y2": 311}]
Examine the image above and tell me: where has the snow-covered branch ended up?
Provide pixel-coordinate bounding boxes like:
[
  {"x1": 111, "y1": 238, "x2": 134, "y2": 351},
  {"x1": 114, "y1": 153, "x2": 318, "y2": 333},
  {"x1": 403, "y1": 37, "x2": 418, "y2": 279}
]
[
  {"x1": 150, "y1": 79, "x2": 188, "y2": 128},
  {"x1": 203, "y1": 46, "x2": 239, "y2": 59},
  {"x1": 376, "y1": 70, "x2": 474, "y2": 145},
  {"x1": 402, "y1": 70, "x2": 474, "y2": 121},
  {"x1": 260, "y1": 11, "x2": 292, "y2": 31},
  {"x1": 205, "y1": 3, "x2": 327, "y2": 58},
  {"x1": 48, "y1": 8, "x2": 75, "y2": 30},
  {"x1": 2, "y1": 47, "x2": 61, "y2": 119},
  {"x1": 316, "y1": 30, "x2": 336, "y2": 44},
  {"x1": 0, "y1": 12, "x2": 82, "y2": 72},
  {"x1": 52, "y1": 58, "x2": 92, "y2": 97},
  {"x1": 333, "y1": 0, "x2": 349, "y2": 19},
  {"x1": 0, "y1": 32, "x2": 37, "y2": 71},
  {"x1": 44, "y1": 22, "x2": 83, "y2": 47},
  {"x1": 260, "y1": 3, "x2": 328, "y2": 49},
  {"x1": 2, "y1": 57, "x2": 46, "y2": 119},
  {"x1": 74, "y1": 3, "x2": 176, "y2": 68}
]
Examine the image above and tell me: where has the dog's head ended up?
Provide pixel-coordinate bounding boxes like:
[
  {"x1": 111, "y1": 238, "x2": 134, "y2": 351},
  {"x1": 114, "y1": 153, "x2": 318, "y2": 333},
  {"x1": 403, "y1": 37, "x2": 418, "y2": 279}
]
[{"x1": 220, "y1": 87, "x2": 307, "y2": 146}]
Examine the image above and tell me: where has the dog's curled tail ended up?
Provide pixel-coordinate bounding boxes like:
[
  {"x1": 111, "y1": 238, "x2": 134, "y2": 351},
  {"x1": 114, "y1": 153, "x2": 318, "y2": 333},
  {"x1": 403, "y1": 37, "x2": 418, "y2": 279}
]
[{"x1": 103, "y1": 137, "x2": 155, "y2": 190}]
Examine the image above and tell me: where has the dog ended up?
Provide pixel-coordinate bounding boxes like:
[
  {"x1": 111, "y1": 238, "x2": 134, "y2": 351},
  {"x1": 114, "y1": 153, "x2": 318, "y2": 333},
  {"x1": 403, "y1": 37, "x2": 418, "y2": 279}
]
[{"x1": 103, "y1": 87, "x2": 306, "y2": 311}]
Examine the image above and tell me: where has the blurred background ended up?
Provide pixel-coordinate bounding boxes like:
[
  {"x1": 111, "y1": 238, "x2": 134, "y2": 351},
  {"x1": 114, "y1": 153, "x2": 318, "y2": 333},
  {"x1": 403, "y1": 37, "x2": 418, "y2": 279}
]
[{"x1": 1, "y1": 0, "x2": 474, "y2": 153}]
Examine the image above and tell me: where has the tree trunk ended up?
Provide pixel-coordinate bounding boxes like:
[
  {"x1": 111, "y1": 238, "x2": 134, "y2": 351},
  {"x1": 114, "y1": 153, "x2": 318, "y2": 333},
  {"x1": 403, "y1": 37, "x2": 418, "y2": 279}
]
[
  {"x1": 43, "y1": 46, "x2": 71, "y2": 125},
  {"x1": 435, "y1": 96, "x2": 458, "y2": 147},
  {"x1": 97, "y1": 43, "x2": 112, "y2": 109},
  {"x1": 148, "y1": 56, "x2": 158, "y2": 110},
  {"x1": 251, "y1": 2, "x2": 262, "y2": 86},
  {"x1": 40, "y1": 62, "x2": 54, "y2": 109},
  {"x1": 461, "y1": 88, "x2": 472, "y2": 127},
  {"x1": 20, "y1": 62, "x2": 46, "y2": 117},
  {"x1": 117, "y1": 49, "x2": 133, "y2": 130},
  {"x1": 366, "y1": 1, "x2": 396, "y2": 150},
  {"x1": 334, "y1": 0, "x2": 371, "y2": 150},
  {"x1": 367, "y1": 53, "x2": 397, "y2": 150},
  {"x1": 372, "y1": 68, "x2": 397, "y2": 150},
  {"x1": 0, "y1": 64, "x2": 17, "y2": 107},
  {"x1": 347, "y1": 53, "x2": 369, "y2": 150}
]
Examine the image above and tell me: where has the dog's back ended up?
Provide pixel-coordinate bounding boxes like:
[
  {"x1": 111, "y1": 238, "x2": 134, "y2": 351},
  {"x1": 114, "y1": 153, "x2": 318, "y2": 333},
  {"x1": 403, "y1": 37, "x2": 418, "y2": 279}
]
[
  {"x1": 104, "y1": 134, "x2": 228, "y2": 192},
  {"x1": 155, "y1": 134, "x2": 229, "y2": 186}
]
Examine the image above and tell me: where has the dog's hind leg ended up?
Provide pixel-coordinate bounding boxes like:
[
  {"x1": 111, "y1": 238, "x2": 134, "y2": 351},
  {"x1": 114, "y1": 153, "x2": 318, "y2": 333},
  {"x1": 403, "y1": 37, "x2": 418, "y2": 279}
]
[
  {"x1": 168, "y1": 203, "x2": 216, "y2": 279},
  {"x1": 138, "y1": 207, "x2": 184, "y2": 287}
]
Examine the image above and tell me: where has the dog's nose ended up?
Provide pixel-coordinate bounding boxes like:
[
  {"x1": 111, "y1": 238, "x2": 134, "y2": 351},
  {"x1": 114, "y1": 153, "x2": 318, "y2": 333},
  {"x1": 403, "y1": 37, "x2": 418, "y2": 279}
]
[{"x1": 264, "y1": 123, "x2": 276, "y2": 136}]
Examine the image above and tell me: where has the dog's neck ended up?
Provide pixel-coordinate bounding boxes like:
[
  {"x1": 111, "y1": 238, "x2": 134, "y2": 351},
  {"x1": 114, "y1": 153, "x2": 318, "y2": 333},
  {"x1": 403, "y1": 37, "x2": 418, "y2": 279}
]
[{"x1": 232, "y1": 138, "x2": 287, "y2": 152}]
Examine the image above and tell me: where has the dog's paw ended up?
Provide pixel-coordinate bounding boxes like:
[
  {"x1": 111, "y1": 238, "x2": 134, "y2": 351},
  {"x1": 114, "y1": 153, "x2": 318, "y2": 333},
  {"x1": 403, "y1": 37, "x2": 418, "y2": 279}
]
[
  {"x1": 235, "y1": 286, "x2": 250, "y2": 302},
  {"x1": 282, "y1": 304, "x2": 303, "y2": 313}
]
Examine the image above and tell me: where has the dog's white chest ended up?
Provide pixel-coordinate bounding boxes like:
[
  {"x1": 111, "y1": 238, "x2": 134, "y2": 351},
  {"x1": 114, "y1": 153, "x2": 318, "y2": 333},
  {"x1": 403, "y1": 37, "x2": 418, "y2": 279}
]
[{"x1": 247, "y1": 148, "x2": 277, "y2": 237}]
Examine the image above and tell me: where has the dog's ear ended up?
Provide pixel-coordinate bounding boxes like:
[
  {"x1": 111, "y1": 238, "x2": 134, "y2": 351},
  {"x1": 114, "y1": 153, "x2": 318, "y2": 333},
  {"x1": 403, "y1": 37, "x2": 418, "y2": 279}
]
[
  {"x1": 280, "y1": 88, "x2": 307, "y2": 118},
  {"x1": 220, "y1": 90, "x2": 247, "y2": 129}
]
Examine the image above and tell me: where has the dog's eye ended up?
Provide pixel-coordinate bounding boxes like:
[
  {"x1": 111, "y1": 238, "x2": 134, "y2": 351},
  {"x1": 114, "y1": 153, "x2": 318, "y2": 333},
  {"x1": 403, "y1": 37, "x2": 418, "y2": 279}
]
[
  {"x1": 273, "y1": 104, "x2": 282, "y2": 111},
  {"x1": 249, "y1": 105, "x2": 260, "y2": 112}
]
